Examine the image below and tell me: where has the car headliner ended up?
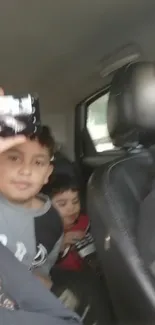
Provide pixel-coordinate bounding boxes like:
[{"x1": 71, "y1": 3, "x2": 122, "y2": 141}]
[{"x1": 0, "y1": 0, "x2": 155, "y2": 114}]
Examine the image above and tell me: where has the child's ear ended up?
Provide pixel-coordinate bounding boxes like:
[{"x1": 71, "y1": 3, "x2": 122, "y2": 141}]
[{"x1": 44, "y1": 164, "x2": 53, "y2": 185}]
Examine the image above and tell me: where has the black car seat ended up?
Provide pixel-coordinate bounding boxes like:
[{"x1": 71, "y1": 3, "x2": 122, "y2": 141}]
[
  {"x1": 52, "y1": 151, "x2": 77, "y2": 178},
  {"x1": 87, "y1": 62, "x2": 155, "y2": 324}
]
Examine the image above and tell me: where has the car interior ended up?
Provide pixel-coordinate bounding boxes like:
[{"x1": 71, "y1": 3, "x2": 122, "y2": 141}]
[{"x1": 2, "y1": 1, "x2": 155, "y2": 324}]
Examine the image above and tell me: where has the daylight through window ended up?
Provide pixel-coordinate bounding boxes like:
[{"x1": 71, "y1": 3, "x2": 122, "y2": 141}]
[{"x1": 87, "y1": 92, "x2": 114, "y2": 152}]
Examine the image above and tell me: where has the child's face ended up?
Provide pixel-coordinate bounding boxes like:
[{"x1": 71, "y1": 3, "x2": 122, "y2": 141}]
[
  {"x1": 52, "y1": 190, "x2": 80, "y2": 229},
  {"x1": 0, "y1": 138, "x2": 53, "y2": 203}
]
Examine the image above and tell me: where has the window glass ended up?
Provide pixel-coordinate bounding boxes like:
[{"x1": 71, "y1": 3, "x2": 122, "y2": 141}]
[{"x1": 87, "y1": 92, "x2": 114, "y2": 152}]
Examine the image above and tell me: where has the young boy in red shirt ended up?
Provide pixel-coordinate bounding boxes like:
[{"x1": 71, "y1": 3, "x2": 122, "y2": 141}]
[
  {"x1": 49, "y1": 174, "x2": 95, "y2": 271},
  {"x1": 48, "y1": 174, "x2": 105, "y2": 325}
]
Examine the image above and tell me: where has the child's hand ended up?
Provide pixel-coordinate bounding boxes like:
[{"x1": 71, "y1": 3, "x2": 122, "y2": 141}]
[
  {"x1": 0, "y1": 87, "x2": 26, "y2": 152},
  {"x1": 63, "y1": 231, "x2": 85, "y2": 248},
  {"x1": 0, "y1": 135, "x2": 26, "y2": 153}
]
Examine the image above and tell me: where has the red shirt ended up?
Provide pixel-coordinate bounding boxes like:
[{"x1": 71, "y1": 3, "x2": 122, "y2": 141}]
[{"x1": 56, "y1": 214, "x2": 89, "y2": 271}]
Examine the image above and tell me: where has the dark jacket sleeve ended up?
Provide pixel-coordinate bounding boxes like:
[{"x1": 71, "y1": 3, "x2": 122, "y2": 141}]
[
  {"x1": 0, "y1": 244, "x2": 82, "y2": 325},
  {"x1": 33, "y1": 205, "x2": 63, "y2": 274}
]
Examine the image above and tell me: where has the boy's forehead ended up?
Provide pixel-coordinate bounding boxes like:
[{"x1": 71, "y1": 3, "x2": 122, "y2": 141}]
[{"x1": 7, "y1": 139, "x2": 50, "y2": 157}]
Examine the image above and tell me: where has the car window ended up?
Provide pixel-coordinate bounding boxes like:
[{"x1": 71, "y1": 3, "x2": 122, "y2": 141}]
[{"x1": 87, "y1": 92, "x2": 114, "y2": 152}]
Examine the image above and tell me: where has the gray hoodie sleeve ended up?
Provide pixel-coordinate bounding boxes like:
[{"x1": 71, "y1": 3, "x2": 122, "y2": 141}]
[
  {"x1": 0, "y1": 243, "x2": 82, "y2": 325},
  {"x1": 0, "y1": 309, "x2": 80, "y2": 325}
]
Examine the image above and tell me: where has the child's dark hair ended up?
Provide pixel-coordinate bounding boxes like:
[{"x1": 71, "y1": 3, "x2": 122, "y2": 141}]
[
  {"x1": 30, "y1": 125, "x2": 55, "y2": 158},
  {"x1": 45, "y1": 174, "x2": 80, "y2": 197}
]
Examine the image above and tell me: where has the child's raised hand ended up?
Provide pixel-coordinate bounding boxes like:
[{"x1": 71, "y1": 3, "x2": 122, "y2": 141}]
[
  {"x1": 0, "y1": 87, "x2": 26, "y2": 153},
  {"x1": 0, "y1": 135, "x2": 26, "y2": 153}
]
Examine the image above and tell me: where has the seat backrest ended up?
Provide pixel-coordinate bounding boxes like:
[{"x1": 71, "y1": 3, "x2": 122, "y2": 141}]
[{"x1": 87, "y1": 62, "x2": 155, "y2": 323}]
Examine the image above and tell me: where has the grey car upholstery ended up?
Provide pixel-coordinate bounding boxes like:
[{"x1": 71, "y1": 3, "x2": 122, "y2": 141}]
[{"x1": 87, "y1": 62, "x2": 155, "y2": 323}]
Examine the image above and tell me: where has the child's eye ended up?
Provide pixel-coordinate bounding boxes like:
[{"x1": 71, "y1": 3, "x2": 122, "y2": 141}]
[
  {"x1": 35, "y1": 160, "x2": 44, "y2": 166},
  {"x1": 56, "y1": 201, "x2": 67, "y2": 207},
  {"x1": 58, "y1": 202, "x2": 67, "y2": 207},
  {"x1": 73, "y1": 200, "x2": 79, "y2": 205},
  {"x1": 8, "y1": 156, "x2": 20, "y2": 162}
]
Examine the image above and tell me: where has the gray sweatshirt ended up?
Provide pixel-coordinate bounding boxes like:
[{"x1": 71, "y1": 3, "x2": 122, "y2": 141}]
[
  {"x1": 0, "y1": 243, "x2": 82, "y2": 324},
  {"x1": 0, "y1": 193, "x2": 63, "y2": 275}
]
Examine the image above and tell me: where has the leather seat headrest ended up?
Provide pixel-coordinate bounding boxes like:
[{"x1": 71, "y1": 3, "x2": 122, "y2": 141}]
[{"x1": 107, "y1": 62, "x2": 155, "y2": 148}]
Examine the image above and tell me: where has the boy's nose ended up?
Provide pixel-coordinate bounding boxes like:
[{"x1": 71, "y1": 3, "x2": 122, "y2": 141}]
[
  {"x1": 68, "y1": 205, "x2": 75, "y2": 215},
  {"x1": 19, "y1": 163, "x2": 32, "y2": 176}
]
